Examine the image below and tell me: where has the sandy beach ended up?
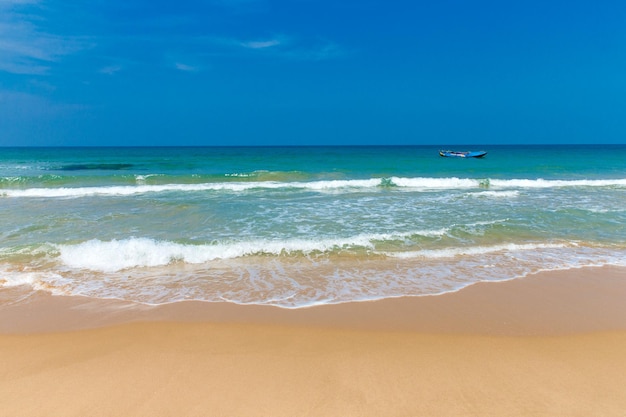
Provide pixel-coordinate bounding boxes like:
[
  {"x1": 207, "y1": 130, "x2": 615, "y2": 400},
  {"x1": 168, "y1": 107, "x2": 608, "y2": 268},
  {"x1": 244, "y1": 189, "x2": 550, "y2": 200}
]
[{"x1": 2, "y1": 266, "x2": 626, "y2": 416}]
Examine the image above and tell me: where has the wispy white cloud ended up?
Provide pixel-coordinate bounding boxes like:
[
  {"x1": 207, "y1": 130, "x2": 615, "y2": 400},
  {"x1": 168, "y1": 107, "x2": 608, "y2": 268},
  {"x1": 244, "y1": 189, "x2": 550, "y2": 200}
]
[
  {"x1": 0, "y1": 0, "x2": 86, "y2": 75},
  {"x1": 234, "y1": 36, "x2": 343, "y2": 61},
  {"x1": 209, "y1": 35, "x2": 284, "y2": 50},
  {"x1": 0, "y1": 0, "x2": 341, "y2": 78},
  {"x1": 211, "y1": 35, "x2": 342, "y2": 61},
  {"x1": 174, "y1": 62, "x2": 200, "y2": 72},
  {"x1": 241, "y1": 39, "x2": 281, "y2": 49},
  {"x1": 99, "y1": 65, "x2": 122, "y2": 75},
  {"x1": 0, "y1": 0, "x2": 39, "y2": 6}
]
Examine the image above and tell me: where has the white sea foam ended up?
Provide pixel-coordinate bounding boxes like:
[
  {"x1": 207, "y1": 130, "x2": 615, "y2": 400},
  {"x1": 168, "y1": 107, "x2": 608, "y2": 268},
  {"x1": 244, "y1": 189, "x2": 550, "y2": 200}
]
[
  {"x1": 470, "y1": 190, "x2": 520, "y2": 198},
  {"x1": 0, "y1": 179, "x2": 380, "y2": 198},
  {"x1": 56, "y1": 237, "x2": 369, "y2": 272},
  {"x1": 300, "y1": 178, "x2": 382, "y2": 189},
  {"x1": 384, "y1": 242, "x2": 570, "y2": 259},
  {"x1": 0, "y1": 271, "x2": 37, "y2": 287},
  {"x1": 0, "y1": 268, "x2": 70, "y2": 295},
  {"x1": 390, "y1": 177, "x2": 626, "y2": 190},
  {"x1": 1, "y1": 183, "x2": 252, "y2": 198},
  {"x1": 4, "y1": 243, "x2": 625, "y2": 307},
  {"x1": 225, "y1": 173, "x2": 255, "y2": 177},
  {"x1": 389, "y1": 176, "x2": 481, "y2": 189},
  {"x1": 2, "y1": 177, "x2": 626, "y2": 198},
  {"x1": 489, "y1": 178, "x2": 626, "y2": 188},
  {"x1": 55, "y1": 230, "x2": 451, "y2": 272},
  {"x1": 135, "y1": 174, "x2": 163, "y2": 184}
]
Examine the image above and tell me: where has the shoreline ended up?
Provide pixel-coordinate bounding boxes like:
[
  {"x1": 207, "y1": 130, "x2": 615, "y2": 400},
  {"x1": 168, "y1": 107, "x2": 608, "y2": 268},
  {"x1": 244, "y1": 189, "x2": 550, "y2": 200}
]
[
  {"x1": 3, "y1": 265, "x2": 626, "y2": 416},
  {"x1": 2, "y1": 265, "x2": 625, "y2": 335}
]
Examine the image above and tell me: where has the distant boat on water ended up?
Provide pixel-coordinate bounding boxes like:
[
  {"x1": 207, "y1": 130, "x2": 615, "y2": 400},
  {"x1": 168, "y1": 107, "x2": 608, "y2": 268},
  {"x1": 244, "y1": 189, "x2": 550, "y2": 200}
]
[{"x1": 439, "y1": 150, "x2": 487, "y2": 158}]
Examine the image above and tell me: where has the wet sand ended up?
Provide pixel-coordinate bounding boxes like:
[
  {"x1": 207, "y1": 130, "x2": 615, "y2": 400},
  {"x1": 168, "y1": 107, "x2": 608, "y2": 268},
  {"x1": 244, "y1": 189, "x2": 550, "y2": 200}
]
[{"x1": 2, "y1": 266, "x2": 626, "y2": 416}]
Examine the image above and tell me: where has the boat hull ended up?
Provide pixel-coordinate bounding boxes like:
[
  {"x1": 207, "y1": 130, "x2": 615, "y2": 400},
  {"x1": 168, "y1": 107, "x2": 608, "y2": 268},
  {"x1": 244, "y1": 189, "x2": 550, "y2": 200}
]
[{"x1": 439, "y1": 150, "x2": 487, "y2": 158}]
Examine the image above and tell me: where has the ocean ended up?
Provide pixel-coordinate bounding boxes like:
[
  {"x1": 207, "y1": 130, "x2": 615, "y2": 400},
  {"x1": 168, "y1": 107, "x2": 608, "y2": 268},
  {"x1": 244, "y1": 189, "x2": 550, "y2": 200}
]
[{"x1": 1, "y1": 145, "x2": 625, "y2": 308}]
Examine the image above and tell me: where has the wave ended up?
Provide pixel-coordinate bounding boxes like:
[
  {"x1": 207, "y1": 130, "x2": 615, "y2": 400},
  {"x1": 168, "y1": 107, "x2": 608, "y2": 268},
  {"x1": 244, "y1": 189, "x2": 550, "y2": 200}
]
[
  {"x1": 54, "y1": 231, "x2": 452, "y2": 272},
  {"x1": 0, "y1": 179, "x2": 383, "y2": 198},
  {"x1": 56, "y1": 237, "x2": 361, "y2": 272},
  {"x1": 2, "y1": 177, "x2": 625, "y2": 198},
  {"x1": 51, "y1": 227, "x2": 573, "y2": 272},
  {"x1": 4, "y1": 240, "x2": 624, "y2": 308},
  {"x1": 488, "y1": 178, "x2": 626, "y2": 188}
]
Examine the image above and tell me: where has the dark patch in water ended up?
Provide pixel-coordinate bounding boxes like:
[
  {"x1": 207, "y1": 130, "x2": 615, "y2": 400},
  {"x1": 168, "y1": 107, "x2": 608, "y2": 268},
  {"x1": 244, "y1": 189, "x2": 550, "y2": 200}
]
[{"x1": 58, "y1": 163, "x2": 134, "y2": 171}]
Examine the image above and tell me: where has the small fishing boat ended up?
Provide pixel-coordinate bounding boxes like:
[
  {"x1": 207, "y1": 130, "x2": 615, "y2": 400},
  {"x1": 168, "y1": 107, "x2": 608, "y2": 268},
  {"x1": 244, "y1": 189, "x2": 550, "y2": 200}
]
[{"x1": 439, "y1": 150, "x2": 487, "y2": 158}]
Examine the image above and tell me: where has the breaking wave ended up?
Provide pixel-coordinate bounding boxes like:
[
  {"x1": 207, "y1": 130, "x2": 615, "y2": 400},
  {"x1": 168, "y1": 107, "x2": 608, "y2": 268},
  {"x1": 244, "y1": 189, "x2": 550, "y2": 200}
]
[{"x1": 2, "y1": 177, "x2": 625, "y2": 198}]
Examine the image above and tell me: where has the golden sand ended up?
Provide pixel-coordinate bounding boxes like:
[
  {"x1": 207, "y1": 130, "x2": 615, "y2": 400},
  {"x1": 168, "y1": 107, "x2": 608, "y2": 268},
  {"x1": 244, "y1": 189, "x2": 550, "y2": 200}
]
[{"x1": 1, "y1": 266, "x2": 626, "y2": 416}]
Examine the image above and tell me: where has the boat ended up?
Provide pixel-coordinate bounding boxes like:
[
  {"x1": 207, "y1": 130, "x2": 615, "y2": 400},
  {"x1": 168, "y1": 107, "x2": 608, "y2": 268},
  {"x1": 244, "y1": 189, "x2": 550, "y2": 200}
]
[{"x1": 439, "y1": 150, "x2": 487, "y2": 158}]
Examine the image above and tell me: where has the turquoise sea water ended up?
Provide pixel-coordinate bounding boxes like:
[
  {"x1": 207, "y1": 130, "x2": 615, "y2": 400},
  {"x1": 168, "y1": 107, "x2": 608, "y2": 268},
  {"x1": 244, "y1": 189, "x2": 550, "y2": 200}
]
[{"x1": 1, "y1": 145, "x2": 625, "y2": 307}]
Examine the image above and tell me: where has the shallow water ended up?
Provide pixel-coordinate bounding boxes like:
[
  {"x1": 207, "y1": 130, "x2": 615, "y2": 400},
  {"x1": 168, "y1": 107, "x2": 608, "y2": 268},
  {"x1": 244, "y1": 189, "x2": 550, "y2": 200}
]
[{"x1": 1, "y1": 145, "x2": 625, "y2": 307}]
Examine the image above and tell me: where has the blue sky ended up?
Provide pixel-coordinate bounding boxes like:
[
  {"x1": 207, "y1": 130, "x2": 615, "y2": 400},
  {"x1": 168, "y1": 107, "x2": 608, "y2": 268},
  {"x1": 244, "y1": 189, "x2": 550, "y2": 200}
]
[{"x1": 1, "y1": 0, "x2": 625, "y2": 146}]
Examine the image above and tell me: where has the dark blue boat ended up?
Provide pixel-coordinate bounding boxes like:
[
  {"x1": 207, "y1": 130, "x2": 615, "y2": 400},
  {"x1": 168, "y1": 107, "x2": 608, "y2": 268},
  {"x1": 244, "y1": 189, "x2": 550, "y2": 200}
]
[{"x1": 439, "y1": 150, "x2": 487, "y2": 158}]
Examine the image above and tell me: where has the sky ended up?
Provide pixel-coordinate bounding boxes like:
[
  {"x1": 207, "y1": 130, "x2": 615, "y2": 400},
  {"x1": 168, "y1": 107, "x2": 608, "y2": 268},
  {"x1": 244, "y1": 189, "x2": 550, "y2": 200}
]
[{"x1": 1, "y1": 0, "x2": 625, "y2": 146}]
